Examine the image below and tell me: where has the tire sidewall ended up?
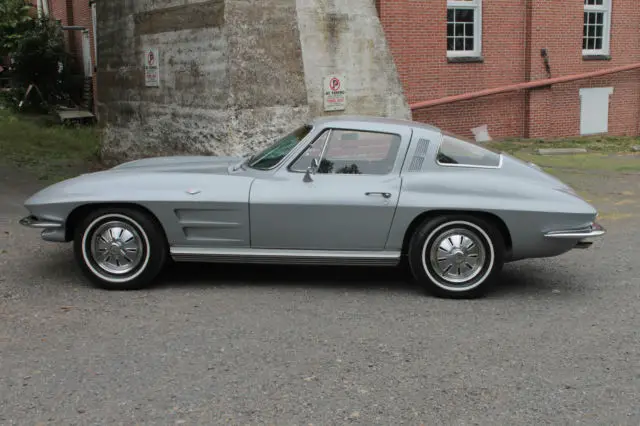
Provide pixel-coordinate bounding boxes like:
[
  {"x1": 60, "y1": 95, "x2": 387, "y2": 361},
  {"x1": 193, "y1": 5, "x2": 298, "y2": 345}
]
[
  {"x1": 73, "y1": 207, "x2": 167, "y2": 290},
  {"x1": 409, "y1": 215, "x2": 505, "y2": 298}
]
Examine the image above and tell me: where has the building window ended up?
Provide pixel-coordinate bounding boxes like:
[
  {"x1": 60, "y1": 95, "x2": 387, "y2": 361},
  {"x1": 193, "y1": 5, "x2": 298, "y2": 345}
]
[
  {"x1": 583, "y1": 0, "x2": 611, "y2": 56},
  {"x1": 447, "y1": 0, "x2": 482, "y2": 58}
]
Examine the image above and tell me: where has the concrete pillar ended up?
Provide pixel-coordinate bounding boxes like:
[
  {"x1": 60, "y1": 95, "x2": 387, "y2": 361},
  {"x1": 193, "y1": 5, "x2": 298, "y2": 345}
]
[
  {"x1": 296, "y1": 0, "x2": 410, "y2": 119},
  {"x1": 96, "y1": 0, "x2": 410, "y2": 161}
]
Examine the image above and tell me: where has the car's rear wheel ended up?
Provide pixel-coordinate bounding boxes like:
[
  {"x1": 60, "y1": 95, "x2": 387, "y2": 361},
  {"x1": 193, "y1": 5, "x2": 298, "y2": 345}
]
[
  {"x1": 73, "y1": 207, "x2": 168, "y2": 290},
  {"x1": 408, "y1": 215, "x2": 504, "y2": 299}
]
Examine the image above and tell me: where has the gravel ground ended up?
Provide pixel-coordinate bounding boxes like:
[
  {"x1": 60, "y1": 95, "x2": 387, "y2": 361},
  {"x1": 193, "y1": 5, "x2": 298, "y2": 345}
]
[{"x1": 1, "y1": 166, "x2": 639, "y2": 425}]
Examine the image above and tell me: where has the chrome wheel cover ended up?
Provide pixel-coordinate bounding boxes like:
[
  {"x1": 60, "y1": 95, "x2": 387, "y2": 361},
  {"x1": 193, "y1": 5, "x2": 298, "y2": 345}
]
[
  {"x1": 89, "y1": 220, "x2": 144, "y2": 275},
  {"x1": 428, "y1": 227, "x2": 487, "y2": 284}
]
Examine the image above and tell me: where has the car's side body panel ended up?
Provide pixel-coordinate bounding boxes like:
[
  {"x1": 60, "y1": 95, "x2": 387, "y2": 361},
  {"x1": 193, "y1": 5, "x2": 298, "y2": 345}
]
[
  {"x1": 24, "y1": 170, "x2": 255, "y2": 248},
  {"x1": 249, "y1": 119, "x2": 413, "y2": 251},
  {"x1": 389, "y1": 125, "x2": 598, "y2": 261}
]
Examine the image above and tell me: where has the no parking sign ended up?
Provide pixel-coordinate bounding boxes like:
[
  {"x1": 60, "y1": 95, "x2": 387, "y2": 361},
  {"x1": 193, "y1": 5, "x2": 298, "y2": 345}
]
[{"x1": 323, "y1": 74, "x2": 347, "y2": 111}]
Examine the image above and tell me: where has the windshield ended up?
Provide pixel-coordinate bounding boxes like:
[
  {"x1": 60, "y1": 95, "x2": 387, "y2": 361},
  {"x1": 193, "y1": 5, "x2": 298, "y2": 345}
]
[{"x1": 247, "y1": 125, "x2": 313, "y2": 170}]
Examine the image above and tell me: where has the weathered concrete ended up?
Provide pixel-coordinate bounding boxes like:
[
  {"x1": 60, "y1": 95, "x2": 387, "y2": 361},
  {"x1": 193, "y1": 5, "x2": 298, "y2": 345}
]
[
  {"x1": 96, "y1": 0, "x2": 409, "y2": 160},
  {"x1": 296, "y1": 0, "x2": 410, "y2": 119}
]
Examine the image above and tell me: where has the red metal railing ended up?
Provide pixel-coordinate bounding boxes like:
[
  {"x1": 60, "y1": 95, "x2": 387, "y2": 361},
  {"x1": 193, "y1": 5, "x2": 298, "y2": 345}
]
[{"x1": 409, "y1": 62, "x2": 640, "y2": 111}]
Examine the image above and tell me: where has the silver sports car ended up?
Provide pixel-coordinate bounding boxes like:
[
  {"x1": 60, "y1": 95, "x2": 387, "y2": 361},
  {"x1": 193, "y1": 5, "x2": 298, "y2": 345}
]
[{"x1": 20, "y1": 115, "x2": 605, "y2": 298}]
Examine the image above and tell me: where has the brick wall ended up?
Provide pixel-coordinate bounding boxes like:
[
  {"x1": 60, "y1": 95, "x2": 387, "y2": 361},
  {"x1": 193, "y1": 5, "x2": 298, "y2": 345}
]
[
  {"x1": 380, "y1": 0, "x2": 640, "y2": 140},
  {"x1": 47, "y1": 0, "x2": 97, "y2": 113}
]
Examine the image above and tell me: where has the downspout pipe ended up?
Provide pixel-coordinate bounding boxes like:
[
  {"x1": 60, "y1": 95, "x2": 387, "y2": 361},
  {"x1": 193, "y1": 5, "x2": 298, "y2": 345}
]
[{"x1": 410, "y1": 62, "x2": 640, "y2": 111}]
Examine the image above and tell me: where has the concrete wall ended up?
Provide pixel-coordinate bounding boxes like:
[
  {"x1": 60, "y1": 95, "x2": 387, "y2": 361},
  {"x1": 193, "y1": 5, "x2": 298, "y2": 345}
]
[
  {"x1": 96, "y1": 0, "x2": 409, "y2": 161},
  {"x1": 296, "y1": 0, "x2": 410, "y2": 119}
]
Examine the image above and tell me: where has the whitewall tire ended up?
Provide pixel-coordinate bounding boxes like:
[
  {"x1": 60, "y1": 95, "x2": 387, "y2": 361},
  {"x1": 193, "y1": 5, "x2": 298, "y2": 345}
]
[
  {"x1": 408, "y1": 215, "x2": 505, "y2": 298},
  {"x1": 73, "y1": 207, "x2": 168, "y2": 290}
]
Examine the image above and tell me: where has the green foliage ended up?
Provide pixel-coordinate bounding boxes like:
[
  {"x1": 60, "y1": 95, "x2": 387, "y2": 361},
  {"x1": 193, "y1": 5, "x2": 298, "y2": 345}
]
[
  {"x1": 0, "y1": 0, "x2": 33, "y2": 55},
  {"x1": 10, "y1": 17, "x2": 69, "y2": 105}
]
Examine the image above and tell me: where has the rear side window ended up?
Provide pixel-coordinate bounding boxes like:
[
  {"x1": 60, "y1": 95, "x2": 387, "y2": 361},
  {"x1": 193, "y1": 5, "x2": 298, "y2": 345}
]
[{"x1": 436, "y1": 132, "x2": 501, "y2": 168}]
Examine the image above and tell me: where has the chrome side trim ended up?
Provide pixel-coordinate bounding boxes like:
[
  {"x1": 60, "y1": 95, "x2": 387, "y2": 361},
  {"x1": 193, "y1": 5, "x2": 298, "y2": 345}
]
[
  {"x1": 544, "y1": 222, "x2": 606, "y2": 239},
  {"x1": 41, "y1": 228, "x2": 68, "y2": 243},
  {"x1": 170, "y1": 247, "x2": 401, "y2": 266},
  {"x1": 19, "y1": 216, "x2": 63, "y2": 229}
]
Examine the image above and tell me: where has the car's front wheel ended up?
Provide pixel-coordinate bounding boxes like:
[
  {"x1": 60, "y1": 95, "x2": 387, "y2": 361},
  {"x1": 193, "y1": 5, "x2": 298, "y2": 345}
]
[
  {"x1": 73, "y1": 207, "x2": 168, "y2": 290},
  {"x1": 408, "y1": 215, "x2": 505, "y2": 299}
]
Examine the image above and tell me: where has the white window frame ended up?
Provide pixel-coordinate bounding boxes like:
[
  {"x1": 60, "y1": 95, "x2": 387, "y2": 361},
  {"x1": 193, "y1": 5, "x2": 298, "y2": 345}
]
[
  {"x1": 583, "y1": 0, "x2": 612, "y2": 56},
  {"x1": 91, "y1": 2, "x2": 98, "y2": 67},
  {"x1": 446, "y1": 0, "x2": 482, "y2": 58}
]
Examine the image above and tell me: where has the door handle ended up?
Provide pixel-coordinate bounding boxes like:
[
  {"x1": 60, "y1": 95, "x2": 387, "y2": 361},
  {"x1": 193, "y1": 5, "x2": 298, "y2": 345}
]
[{"x1": 365, "y1": 192, "x2": 392, "y2": 199}]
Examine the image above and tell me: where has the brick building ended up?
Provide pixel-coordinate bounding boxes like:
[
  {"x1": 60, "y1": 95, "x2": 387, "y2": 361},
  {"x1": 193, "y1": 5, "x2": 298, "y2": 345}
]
[
  {"x1": 33, "y1": 0, "x2": 97, "y2": 112},
  {"x1": 377, "y1": 0, "x2": 640, "y2": 140}
]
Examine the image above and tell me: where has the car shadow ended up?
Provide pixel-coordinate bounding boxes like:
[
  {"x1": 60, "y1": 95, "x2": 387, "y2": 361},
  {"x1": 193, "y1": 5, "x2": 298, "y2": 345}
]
[
  {"x1": 156, "y1": 262, "x2": 421, "y2": 294},
  {"x1": 28, "y1": 249, "x2": 584, "y2": 298},
  {"x1": 155, "y1": 260, "x2": 580, "y2": 298}
]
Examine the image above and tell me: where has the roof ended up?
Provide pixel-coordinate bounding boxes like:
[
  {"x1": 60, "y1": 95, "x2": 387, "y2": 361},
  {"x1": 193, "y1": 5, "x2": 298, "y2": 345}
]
[{"x1": 310, "y1": 114, "x2": 441, "y2": 132}]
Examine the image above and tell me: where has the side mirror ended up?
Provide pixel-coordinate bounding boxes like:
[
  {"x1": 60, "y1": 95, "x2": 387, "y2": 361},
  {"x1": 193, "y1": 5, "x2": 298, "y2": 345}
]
[{"x1": 303, "y1": 158, "x2": 319, "y2": 182}]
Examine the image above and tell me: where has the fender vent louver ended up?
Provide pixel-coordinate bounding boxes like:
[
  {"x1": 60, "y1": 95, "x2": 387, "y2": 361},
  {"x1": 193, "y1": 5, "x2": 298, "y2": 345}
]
[{"x1": 408, "y1": 138, "x2": 430, "y2": 172}]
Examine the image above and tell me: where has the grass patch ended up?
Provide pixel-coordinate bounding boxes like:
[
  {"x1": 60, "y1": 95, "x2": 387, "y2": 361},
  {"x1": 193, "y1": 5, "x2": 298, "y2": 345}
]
[
  {"x1": 487, "y1": 135, "x2": 640, "y2": 174},
  {"x1": 0, "y1": 109, "x2": 103, "y2": 182},
  {"x1": 513, "y1": 152, "x2": 640, "y2": 173},
  {"x1": 487, "y1": 134, "x2": 640, "y2": 154}
]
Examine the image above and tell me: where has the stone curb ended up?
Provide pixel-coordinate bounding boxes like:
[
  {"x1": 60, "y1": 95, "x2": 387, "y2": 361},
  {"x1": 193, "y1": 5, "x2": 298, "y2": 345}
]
[{"x1": 537, "y1": 148, "x2": 588, "y2": 155}]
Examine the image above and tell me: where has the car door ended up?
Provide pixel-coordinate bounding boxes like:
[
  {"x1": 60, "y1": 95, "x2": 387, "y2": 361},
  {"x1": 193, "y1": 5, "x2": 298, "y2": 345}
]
[{"x1": 249, "y1": 124, "x2": 412, "y2": 251}]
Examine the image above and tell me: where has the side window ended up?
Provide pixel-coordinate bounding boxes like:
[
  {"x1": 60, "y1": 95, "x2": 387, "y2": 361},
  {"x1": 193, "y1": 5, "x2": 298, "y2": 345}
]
[
  {"x1": 319, "y1": 129, "x2": 401, "y2": 175},
  {"x1": 290, "y1": 131, "x2": 330, "y2": 172},
  {"x1": 436, "y1": 132, "x2": 501, "y2": 167}
]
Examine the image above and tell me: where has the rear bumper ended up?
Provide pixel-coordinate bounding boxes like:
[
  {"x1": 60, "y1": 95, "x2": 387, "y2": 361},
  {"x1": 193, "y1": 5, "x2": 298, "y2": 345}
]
[
  {"x1": 544, "y1": 222, "x2": 606, "y2": 249},
  {"x1": 19, "y1": 215, "x2": 67, "y2": 242}
]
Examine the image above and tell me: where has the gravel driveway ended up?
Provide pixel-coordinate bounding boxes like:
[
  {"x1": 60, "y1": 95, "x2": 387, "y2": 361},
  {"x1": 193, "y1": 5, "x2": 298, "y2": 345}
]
[{"x1": 1, "y1": 166, "x2": 639, "y2": 425}]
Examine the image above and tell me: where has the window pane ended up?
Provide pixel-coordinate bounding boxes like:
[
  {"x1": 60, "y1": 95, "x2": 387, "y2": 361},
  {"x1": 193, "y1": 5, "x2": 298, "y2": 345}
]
[
  {"x1": 588, "y1": 25, "x2": 595, "y2": 37},
  {"x1": 447, "y1": 23, "x2": 454, "y2": 37},
  {"x1": 583, "y1": 25, "x2": 587, "y2": 36},
  {"x1": 588, "y1": 12, "x2": 594, "y2": 24},
  {"x1": 587, "y1": 37, "x2": 595, "y2": 49},
  {"x1": 249, "y1": 125, "x2": 312, "y2": 170},
  {"x1": 447, "y1": 8, "x2": 454, "y2": 22},
  {"x1": 317, "y1": 130, "x2": 402, "y2": 175},
  {"x1": 455, "y1": 37, "x2": 464, "y2": 51},
  {"x1": 447, "y1": 37, "x2": 455, "y2": 50},
  {"x1": 464, "y1": 37, "x2": 473, "y2": 51},
  {"x1": 596, "y1": 13, "x2": 603, "y2": 24},
  {"x1": 437, "y1": 133, "x2": 501, "y2": 167},
  {"x1": 595, "y1": 38, "x2": 602, "y2": 49},
  {"x1": 465, "y1": 23, "x2": 474, "y2": 36},
  {"x1": 583, "y1": 37, "x2": 588, "y2": 49},
  {"x1": 596, "y1": 25, "x2": 603, "y2": 37},
  {"x1": 290, "y1": 131, "x2": 329, "y2": 171},
  {"x1": 584, "y1": 12, "x2": 588, "y2": 24},
  {"x1": 455, "y1": 23, "x2": 464, "y2": 36},
  {"x1": 455, "y1": 9, "x2": 474, "y2": 23}
]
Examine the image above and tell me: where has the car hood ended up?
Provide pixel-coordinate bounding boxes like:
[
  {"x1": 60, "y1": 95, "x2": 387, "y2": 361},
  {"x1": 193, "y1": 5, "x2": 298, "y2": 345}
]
[
  {"x1": 23, "y1": 155, "x2": 249, "y2": 210},
  {"x1": 110, "y1": 155, "x2": 244, "y2": 174}
]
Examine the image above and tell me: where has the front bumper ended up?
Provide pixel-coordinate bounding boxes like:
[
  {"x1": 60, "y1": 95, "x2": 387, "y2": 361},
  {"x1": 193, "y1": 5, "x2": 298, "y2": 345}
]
[
  {"x1": 544, "y1": 222, "x2": 606, "y2": 249},
  {"x1": 19, "y1": 215, "x2": 67, "y2": 242}
]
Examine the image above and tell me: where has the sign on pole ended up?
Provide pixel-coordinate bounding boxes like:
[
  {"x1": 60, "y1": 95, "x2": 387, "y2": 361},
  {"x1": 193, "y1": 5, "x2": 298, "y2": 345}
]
[
  {"x1": 323, "y1": 75, "x2": 346, "y2": 111},
  {"x1": 144, "y1": 48, "x2": 160, "y2": 87}
]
